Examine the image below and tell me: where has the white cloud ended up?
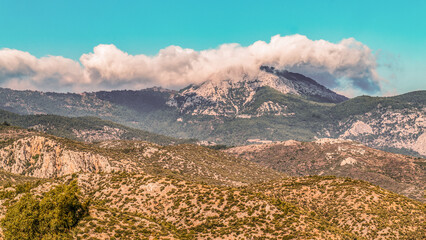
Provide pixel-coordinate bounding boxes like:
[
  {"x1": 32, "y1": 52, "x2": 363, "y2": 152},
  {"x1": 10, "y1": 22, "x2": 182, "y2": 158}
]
[
  {"x1": 0, "y1": 49, "x2": 86, "y2": 91},
  {"x1": 0, "y1": 34, "x2": 383, "y2": 94}
]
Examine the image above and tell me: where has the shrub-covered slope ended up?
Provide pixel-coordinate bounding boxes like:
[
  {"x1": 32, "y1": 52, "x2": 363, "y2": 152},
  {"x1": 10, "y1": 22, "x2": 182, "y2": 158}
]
[
  {"x1": 0, "y1": 109, "x2": 187, "y2": 145},
  {"x1": 0, "y1": 173, "x2": 424, "y2": 239},
  {"x1": 227, "y1": 139, "x2": 426, "y2": 201},
  {"x1": 0, "y1": 127, "x2": 424, "y2": 239},
  {"x1": 0, "y1": 126, "x2": 282, "y2": 185}
]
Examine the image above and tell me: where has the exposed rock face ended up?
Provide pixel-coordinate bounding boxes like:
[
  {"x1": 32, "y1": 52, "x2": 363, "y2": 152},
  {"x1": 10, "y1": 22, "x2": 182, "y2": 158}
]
[
  {"x1": 341, "y1": 121, "x2": 373, "y2": 137},
  {"x1": 0, "y1": 136, "x2": 112, "y2": 178},
  {"x1": 413, "y1": 132, "x2": 426, "y2": 155},
  {"x1": 333, "y1": 106, "x2": 426, "y2": 156},
  {"x1": 340, "y1": 157, "x2": 357, "y2": 166},
  {"x1": 256, "y1": 101, "x2": 293, "y2": 116},
  {"x1": 72, "y1": 126, "x2": 126, "y2": 142},
  {"x1": 167, "y1": 67, "x2": 347, "y2": 116}
]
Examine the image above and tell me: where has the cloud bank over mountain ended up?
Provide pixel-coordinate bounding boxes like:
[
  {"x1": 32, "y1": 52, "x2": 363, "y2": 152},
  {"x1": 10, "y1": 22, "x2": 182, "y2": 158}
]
[{"x1": 0, "y1": 34, "x2": 383, "y2": 95}]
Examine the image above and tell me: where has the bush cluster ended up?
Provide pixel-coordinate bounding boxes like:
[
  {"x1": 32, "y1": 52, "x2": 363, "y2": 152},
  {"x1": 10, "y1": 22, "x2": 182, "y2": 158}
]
[{"x1": 1, "y1": 180, "x2": 88, "y2": 240}]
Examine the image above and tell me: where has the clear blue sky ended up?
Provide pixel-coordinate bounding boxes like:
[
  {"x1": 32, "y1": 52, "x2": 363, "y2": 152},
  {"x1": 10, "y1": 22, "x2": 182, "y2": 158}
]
[{"x1": 0, "y1": 0, "x2": 425, "y2": 94}]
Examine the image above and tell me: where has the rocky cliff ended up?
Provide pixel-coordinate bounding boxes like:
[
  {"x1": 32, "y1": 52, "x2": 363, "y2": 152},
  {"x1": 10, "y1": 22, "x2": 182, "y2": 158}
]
[
  {"x1": 0, "y1": 127, "x2": 282, "y2": 185},
  {"x1": 0, "y1": 135, "x2": 113, "y2": 178}
]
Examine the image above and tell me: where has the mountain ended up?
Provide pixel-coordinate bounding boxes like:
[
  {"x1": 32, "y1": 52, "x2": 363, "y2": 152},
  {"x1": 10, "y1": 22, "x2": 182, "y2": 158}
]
[
  {"x1": 226, "y1": 139, "x2": 426, "y2": 202},
  {"x1": 0, "y1": 70, "x2": 424, "y2": 157},
  {"x1": 0, "y1": 87, "x2": 193, "y2": 139},
  {"x1": 0, "y1": 69, "x2": 424, "y2": 238},
  {"x1": 0, "y1": 125, "x2": 425, "y2": 239},
  {"x1": 325, "y1": 91, "x2": 426, "y2": 157},
  {"x1": 167, "y1": 66, "x2": 347, "y2": 116},
  {"x1": 0, "y1": 109, "x2": 188, "y2": 145}
]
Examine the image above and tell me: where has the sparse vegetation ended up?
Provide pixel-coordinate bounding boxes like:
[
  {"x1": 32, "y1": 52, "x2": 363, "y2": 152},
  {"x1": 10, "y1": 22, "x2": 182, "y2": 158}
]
[
  {"x1": 0, "y1": 114, "x2": 424, "y2": 239},
  {"x1": 227, "y1": 139, "x2": 426, "y2": 202}
]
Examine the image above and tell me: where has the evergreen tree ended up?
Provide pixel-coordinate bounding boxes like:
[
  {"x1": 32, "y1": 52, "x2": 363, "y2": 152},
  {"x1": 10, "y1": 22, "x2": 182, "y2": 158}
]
[{"x1": 1, "y1": 180, "x2": 88, "y2": 240}]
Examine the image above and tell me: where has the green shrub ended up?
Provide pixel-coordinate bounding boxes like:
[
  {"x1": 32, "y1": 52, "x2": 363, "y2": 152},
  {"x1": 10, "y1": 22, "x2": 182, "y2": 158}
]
[{"x1": 1, "y1": 180, "x2": 88, "y2": 240}]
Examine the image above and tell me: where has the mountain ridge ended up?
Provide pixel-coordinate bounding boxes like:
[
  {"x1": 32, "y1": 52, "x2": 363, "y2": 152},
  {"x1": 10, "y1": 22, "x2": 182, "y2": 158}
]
[
  {"x1": 0, "y1": 109, "x2": 189, "y2": 145},
  {"x1": 0, "y1": 126, "x2": 282, "y2": 184},
  {"x1": 0, "y1": 71, "x2": 425, "y2": 157}
]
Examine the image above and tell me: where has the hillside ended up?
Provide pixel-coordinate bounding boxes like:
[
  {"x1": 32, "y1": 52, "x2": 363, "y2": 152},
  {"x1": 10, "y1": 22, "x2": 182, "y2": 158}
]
[
  {"x1": 0, "y1": 109, "x2": 187, "y2": 145},
  {"x1": 0, "y1": 126, "x2": 282, "y2": 185},
  {"x1": 0, "y1": 172, "x2": 424, "y2": 239},
  {"x1": 227, "y1": 139, "x2": 426, "y2": 202},
  {"x1": 0, "y1": 127, "x2": 424, "y2": 239},
  {"x1": 325, "y1": 91, "x2": 426, "y2": 157},
  {"x1": 254, "y1": 176, "x2": 425, "y2": 239},
  {"x1": 0, "y1": 87, "x2": 193, "y2": 140}
]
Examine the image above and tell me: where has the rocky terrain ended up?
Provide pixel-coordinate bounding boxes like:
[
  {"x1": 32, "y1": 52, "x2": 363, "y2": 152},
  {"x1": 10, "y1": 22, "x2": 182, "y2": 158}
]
[
  {"x1": 0, "y1": 135, "x2": 112, "y2": 178},
  {"x1": 0, "y1": 171, "x2": 424, "y2": 239},
  {"x1": 254, "y1": 176, "x2": 425, "y2": 239},
  {"x1": 0, "y1": 126, "x2": 281, "y2": 185},
  {"x1": 329, "y1": 104, "x2": 426, "y2": 157},
  {"x1": 226, "y1": 138, "x2": 426, "y2": 201},
  {"x1": 167, "y1": 66, "x2": 347, "y2": 116},
  {"x1": 0, "y1": 126, "x2": 424, "y2": 239}
]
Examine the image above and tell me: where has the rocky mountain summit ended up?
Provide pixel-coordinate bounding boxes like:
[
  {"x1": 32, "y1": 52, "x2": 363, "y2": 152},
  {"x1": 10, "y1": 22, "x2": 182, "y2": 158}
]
[{"x1": 167, "y1": 66, "x2": 347, "y2": 116}]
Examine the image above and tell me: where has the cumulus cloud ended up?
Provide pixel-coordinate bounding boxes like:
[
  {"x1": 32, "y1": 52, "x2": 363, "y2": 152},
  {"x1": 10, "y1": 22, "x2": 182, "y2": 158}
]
[
  {"x1": 0, "y1": 34, "x2": 384, "y2": 94},
  {"x1": 0, "y1": 49, "x2": 86, "y2": 91}
]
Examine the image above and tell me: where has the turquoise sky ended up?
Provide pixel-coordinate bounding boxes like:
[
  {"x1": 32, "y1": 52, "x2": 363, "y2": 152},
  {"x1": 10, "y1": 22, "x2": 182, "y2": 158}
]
[{"x1": 0, "y1": 0, "x2": 425, "y2": 94}]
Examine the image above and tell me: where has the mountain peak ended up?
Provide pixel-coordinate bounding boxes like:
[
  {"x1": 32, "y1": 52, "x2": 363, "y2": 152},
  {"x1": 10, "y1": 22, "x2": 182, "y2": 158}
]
[{"x1": 167, "y1": 67, "x2": 348, "y2": 116}]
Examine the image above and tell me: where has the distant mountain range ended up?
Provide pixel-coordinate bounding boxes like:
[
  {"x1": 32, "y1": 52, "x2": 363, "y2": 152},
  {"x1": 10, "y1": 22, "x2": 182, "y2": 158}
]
[
  {"x1": 0, "y1": 67, "x2": 425, "y2": 157},
  {"x1": 0, "y1": 109, "x2": 190, "y2": 145}
]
